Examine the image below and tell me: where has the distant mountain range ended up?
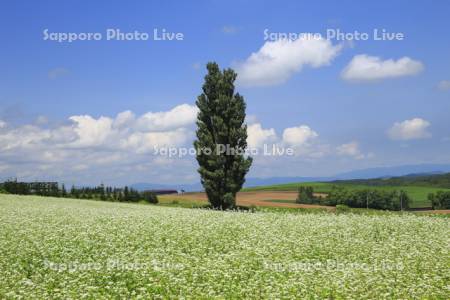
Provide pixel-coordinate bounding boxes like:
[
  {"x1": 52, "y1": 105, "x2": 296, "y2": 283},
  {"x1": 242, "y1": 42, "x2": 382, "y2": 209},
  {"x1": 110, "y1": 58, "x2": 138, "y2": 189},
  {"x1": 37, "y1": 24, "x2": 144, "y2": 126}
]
[
  {"x1": 331, "y1": 164, "x2": 450, "y2": 180},
  {"x1": 131, "y1": 163, "x2": 450, "y2": 192},
  {"x1": 331, "y1": 171, "x2": 450, "y2": 189}
]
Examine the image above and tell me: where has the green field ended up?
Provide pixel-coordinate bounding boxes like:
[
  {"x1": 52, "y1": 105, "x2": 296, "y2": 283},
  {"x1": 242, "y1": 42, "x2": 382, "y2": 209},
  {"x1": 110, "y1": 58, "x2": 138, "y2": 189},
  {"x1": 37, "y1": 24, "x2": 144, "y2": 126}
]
[
  {"x1": 244, "y1": 182, "x2": 450, "y2": 208},
  {"x1": 0, "y1": 194, "x2": 449, "y2": 298}
]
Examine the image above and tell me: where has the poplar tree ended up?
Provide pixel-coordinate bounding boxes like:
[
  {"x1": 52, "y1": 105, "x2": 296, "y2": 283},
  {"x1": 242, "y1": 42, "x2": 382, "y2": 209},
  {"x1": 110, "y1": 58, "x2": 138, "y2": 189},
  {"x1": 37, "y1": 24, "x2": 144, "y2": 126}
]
[{"x1": 194, "y1": 62, "x2": 252, "y2": 209}]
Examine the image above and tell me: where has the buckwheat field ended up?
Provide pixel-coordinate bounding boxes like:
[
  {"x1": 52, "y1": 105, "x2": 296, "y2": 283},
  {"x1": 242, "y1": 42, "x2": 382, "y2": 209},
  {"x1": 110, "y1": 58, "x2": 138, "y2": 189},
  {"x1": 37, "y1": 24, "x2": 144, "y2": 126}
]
[{"x1": 0, "y1": 194, "x2": 448, "y2": 299}]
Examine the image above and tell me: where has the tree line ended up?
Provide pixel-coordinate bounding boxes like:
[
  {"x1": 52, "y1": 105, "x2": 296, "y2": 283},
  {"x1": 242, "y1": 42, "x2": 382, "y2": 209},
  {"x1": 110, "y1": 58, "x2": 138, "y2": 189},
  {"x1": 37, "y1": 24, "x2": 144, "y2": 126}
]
[
  {"x1": 296, "y1": 186, "x2": 411, "y2": 211},
  {"x1": 0, "y1": 179, "x2": 158, "y2": 204}
]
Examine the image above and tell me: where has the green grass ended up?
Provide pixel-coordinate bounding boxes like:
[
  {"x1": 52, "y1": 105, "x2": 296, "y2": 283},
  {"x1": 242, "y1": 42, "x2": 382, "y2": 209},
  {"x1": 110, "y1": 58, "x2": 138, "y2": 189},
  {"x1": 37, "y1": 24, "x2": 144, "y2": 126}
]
[
  {"x1": 244, "y1": 182, "x2": 450, "y2": 208},
  {"x1": 0, "y1": 194, "x2": 448, "y2": 298},
  {"x1": 262, "y1": 199, "x2": 297, "y2": 204},
  {"x1": 244, "y1": 182, "x2": 331, "y2": 192},
  {"x1": 157, "y1": 196, "x2": 205, "y2": 208}
]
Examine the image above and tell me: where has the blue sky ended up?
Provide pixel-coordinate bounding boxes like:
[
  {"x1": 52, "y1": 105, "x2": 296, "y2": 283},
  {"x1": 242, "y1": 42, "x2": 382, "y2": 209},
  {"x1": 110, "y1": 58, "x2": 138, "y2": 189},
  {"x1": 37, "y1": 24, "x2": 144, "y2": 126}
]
[{"x1": 0, "y1": 0, "x2": 449, "y2": 185}]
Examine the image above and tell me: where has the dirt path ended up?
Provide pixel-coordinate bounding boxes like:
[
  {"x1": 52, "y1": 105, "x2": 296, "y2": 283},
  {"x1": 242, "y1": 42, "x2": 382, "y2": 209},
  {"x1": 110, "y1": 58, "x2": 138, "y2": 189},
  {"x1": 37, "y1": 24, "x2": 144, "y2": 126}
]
[{"x1": 161, "y1": 191, "x2": 334, "y2": 210}]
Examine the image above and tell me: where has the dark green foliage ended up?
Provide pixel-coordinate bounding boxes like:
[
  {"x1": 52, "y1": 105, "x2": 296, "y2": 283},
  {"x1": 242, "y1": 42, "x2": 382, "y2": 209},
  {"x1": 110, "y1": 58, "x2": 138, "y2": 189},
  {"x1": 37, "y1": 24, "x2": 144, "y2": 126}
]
[
  {"x1": 142, "y1": 191, "x2": 158, "y2": 204},
  {"x1": 61, "y1": 184, "x2": 67, "y2": 197},
  {"x1": 1, "y1": 179, "x2": 59, "y2": 196},
  {"x1": 2, "y1": 179, "x2": 30, "y2": 195},
  {"x1": 325, "y1": 187, "x2": 410, "y2": 211},
  {"x1": 397, "y1": 190, "x2": 410, "y2": 210},
  {"x1": 194, "y1": 62, "x2": 252, "y2": 209},
  {"x1": 99, "y1": 184, "x2": 106, "y2": 200},
  {"x1": 0, "y1": 180, "x2": 158, "y2": 204},
  {"x1": 123, "y1": 186, "x2": 129, "y2": 201},
  {"x1": 335, "y1": 204, "x2": 350, "y2": 214},
  {"x1": 302, "y1": 185, "x2": 410, "y2": 211},
  {"x1": 428, "y1": 191, "x2": 450, "y2": 209},
  {"x1": 296, "y1": 186, "x2": 316, "y2": 204},
  {"x1": 323, "y1": 186, "x2": 350, "y2": 206}
]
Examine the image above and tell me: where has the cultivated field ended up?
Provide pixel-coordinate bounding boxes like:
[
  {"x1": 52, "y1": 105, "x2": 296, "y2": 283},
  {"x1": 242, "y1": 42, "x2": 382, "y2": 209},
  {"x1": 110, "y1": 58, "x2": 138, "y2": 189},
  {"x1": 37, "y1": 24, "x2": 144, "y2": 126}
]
[
  {"x1": 0, "y1": 194, "x2": 449, "y2": 298},
  {"x1": 243, "y1": 182, "x2": 450, "y2": 208},
  {"x1": 160, "y1": 191, "x2": 331, "y2": 210}
]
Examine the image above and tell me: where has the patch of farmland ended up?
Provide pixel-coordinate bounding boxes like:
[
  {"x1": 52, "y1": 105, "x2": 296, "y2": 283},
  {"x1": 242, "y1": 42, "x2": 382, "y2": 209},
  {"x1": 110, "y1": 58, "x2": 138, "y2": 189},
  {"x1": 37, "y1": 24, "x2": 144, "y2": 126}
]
[
  {"x1": 161, "y1": 191, "x2": 331, "y2": 209},
  {"x1": 243, "y1": 182, "x2": 450, "y2": 208}
]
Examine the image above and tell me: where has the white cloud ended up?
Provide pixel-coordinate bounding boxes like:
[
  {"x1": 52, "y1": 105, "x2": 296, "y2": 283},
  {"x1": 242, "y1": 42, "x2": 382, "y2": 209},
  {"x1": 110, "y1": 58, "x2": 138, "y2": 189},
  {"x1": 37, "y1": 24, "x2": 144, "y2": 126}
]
[
  {"x1": 247, "y1": 123, "x2": 277, "y2": 148},
  {"x1": 246, "y1": 123, "x2": 328, "y2": 158},
  {"x1": 388, "y1": 118, "x2": 431, "y2": 140},
  {"x1": 437, "y1": 80, "x2": 450, "y2": 91},
  {"x1": 68, "y1": 115, "x2": 115, "y2": 148},
  {"x1": 282, "y1": 125, "x2": 318, "y2": 147},
  {"x1": 0, "y1": 120, "x2": 6, "y2": 129},
  {"x1": 0, "y1": 104, "x2": 199, "y2": 184},
  {"x1": 235, "y1": 36, "x2": 342, "y2": 87},
  {"x1": 0, "y1": 106, "x2": 370, "y2": 184},
  {"x1": 113, "y1": 110, "x2": 135, "y2": 129},
  {"x1": 120, "y1": 128, "x2": 191, "y2": 154},
  {"x1": 135, "y1": 104, "x2": 198, "y2": 131},
  {"x1": 341, "y1": 54, "x2": 424, "y2": 81},
  {"x1": 0, "y1": 124, "x2": 51, "y2": 151},
  {"x1": 337, "y1": 141, "x2": 367, "y2": 160}
]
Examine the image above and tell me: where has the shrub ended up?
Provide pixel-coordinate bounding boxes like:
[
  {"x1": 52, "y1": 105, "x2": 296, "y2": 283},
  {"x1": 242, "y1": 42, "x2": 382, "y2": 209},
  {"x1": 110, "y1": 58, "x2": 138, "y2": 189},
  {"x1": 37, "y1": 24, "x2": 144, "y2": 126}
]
[
  {"x1": 335, "y1": 204, "x2": 350, "y2": 213},
  {"x1": 142, "y1": 191, "x2": 158, "y2": 204},
  {"x1": 323, "y1": 186, "x2": 349, "y2": 206},
  {"x1": 428, "y1": 191, "x2": 450, "y2": 209},
  {"x1": 296, "y1": 186, "x2": 316, "y2": 204}
]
